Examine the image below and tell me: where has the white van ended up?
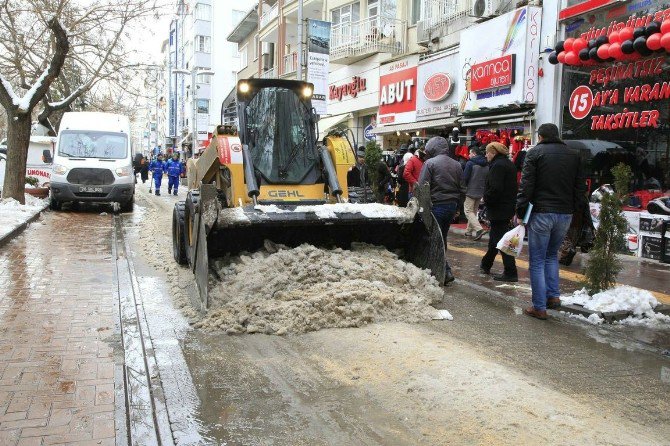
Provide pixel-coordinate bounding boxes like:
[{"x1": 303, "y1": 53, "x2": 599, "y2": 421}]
[
  {"x1": 0, "y1": 136, "x2": 54, "y2": 197},
  {"x1": 50, "y1": 112, "x2": 135, "y2": 211}
]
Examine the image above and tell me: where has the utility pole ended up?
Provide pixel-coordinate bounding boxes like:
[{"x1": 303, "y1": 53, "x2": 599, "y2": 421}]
[{"x1": 297, "y1": 0, "x2": 303, "y2": 81}]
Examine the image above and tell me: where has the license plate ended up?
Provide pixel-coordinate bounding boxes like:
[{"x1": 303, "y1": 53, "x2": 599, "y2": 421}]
[{"x1": 79, "y1": 186, "x2": 103, "y2": 193}]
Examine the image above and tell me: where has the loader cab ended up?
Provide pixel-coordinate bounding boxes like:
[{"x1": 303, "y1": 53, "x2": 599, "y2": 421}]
[{"x1": 237, "y1": 79, "x2": 320, "y2": 186}]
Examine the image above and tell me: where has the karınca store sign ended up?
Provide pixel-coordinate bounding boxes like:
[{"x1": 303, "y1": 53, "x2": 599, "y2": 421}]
[{"x1": 458, "y1": 6, "x2": 541, "y2": 112}]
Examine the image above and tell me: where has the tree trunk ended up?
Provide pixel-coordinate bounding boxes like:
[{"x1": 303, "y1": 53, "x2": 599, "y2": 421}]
[{"x1": 1, "y1": 114, "x2": 31, "y2": 204}]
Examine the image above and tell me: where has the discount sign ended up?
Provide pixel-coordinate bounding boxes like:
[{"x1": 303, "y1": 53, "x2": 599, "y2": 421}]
[{"x1": 569, "y1": 85, "x2": 593, "y2": 120}]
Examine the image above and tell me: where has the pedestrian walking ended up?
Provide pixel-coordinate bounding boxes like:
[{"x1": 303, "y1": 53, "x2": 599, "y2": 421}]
[
  {"x1": 480, "y1": 142, "x2": 518, "y2": 282},
  {"x1": 418, "y1": 136, "x2": 465, "y2": 284},
  {"x1": 375, "y1": 159, "x2": 392, "y2": 203},
  {"x1": 403, "y1": 147, "x2": 425, "y2": 199},
  {"x1": 517, "y1": 123, "x2": 585, "y2": 320},
  {"x1": 140, "y1": 156, "x2": 149, "y2": 184},
  {"x1": 166, "y1": 153, "x2": 184, "y2": 196},
  {"x1": 463, "y1": 146, "x2": 488, "y2": 239},
  {"x1": 149, "y1": 154, "x2": 166, "y2": 196}
]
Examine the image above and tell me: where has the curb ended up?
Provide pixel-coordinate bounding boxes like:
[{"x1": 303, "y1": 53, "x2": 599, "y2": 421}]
[{"x1": 0, "y1": 204, "x2": 48, "y2": 249}]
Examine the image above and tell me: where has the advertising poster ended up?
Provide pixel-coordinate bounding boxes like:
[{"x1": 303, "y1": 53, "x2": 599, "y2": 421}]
[
  {"x1": 417, "y1": 52, "x2": 459, "y2": 120},
  {"x1": 458, "y1": 6, "x2": 542, "y2": 112},
  {"x1": 307, "y1": 19, "x2": 331, "y2": 115},
  {"x1": 378, "y1": 55, "x2": 419, "y2": 126}
]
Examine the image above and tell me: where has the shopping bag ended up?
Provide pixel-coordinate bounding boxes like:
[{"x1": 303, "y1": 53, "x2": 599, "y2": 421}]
[{"x1": 496, "y1": 224, "x2": 526, "y2": 257}]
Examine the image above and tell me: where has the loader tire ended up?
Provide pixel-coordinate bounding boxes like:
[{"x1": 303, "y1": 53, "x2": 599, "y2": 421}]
[{"x1": 173, "y1": 202, "x2": 188, "y2": 265}]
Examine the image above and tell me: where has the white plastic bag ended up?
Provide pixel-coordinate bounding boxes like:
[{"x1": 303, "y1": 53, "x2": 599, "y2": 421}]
[{"x1": 496, "y1": 224, "x2": 526, "y2": 257}]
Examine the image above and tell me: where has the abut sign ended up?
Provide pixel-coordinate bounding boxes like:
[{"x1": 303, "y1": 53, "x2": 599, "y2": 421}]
[
  {"x1": 470, "y1": 55, "x2": 516, "y2": 92},
  {"x1": 378, "y1": 55, "x2": 419, "y2": 125}
]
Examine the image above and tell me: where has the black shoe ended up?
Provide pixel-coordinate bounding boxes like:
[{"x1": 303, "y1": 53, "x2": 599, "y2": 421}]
[
  {"x1": 493, "y1": 273, "x2": 518, "y2": 282},
  {"x1": 479, "y1": 267, "x2": 490, "y2": 275},
  {"x1": 168, "y1": 189, "x2": 172, "y2": 194},
  {"x1": 444, "y1": 271, "x2": 455, "y2": 284},
  {"x1": 473, "y1": 229, "x2": 489, "y2": 241},
  {"x1": 155, "y1": 191, "x2": 160, "y2": 196},
  {"x1": 173, "y1": 191, "x2": 178, "y2": 196}
]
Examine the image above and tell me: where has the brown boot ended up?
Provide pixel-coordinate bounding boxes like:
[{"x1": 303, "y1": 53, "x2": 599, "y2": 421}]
[
  {"x1": 523, "y1": 307, "x2": 548, "y2": 320},
  {"x1": 547, "y1": 298, "x2": 561, "y2": 309}
]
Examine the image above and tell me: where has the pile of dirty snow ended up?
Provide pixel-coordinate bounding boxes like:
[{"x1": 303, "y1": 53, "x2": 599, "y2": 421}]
[
  {"x1": 193, "y1": 242, "x2": 446, "y2": 335},
  {"x1": 0, "y1": 195, "x2": 46, "y2": 240},
  {"x1": 562, "y1": 286, "x2": 670, "y2": 326}
]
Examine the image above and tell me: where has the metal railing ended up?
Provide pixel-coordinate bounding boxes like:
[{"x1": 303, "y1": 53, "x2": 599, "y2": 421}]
[
  {"x1": 330, "y1": 16, "x2": 406, "y2": 61},
  {"x1": 260, "y1": 67, "x2": 276, "y2": 78},
  {"x1": 422, "y1": 0, "x2": 472, "y2": 29},
  {"x1": 283, "y1": 52, "x2": 298, "y2": 76},
  {"x1": 260, "y1": 2, "x2": 279, "y2": 29}
]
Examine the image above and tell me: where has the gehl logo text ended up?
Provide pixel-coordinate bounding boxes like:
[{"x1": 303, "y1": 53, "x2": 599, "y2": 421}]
[{"x1": 268, "y1": 190, "x2": 306, "y2": 198}]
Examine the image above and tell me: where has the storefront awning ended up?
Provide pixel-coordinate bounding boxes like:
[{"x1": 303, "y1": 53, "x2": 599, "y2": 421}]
[
  {"x1": 318, "y1": 113, "x2": 352, "y2": 140},
  {"x1": 459, "y1": 110, "x2": 535, "y2": 127},
  {"x1": 372, "y1": 116, "x2": 459, "y2": 135}
]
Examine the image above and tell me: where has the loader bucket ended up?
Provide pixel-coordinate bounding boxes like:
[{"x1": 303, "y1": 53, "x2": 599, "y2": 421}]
[{"x1": 186, "y1": 183, "x2": 447, "y2": 311}]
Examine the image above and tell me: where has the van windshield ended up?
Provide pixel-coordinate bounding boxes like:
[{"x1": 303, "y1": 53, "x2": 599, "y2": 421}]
[{"x1": 58, "y1": 131, "x2": 128, "y2": 159}]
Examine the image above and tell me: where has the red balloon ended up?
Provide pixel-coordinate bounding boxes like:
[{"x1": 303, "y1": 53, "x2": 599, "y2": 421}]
[
  {"x1": 572, "y1": 38, "x2": 588, "y2": 52},
  {"x1": 608, "y1": 30, "x2": 620, "y2": 44},
  {"x1": 608, "y1": 42, "x2": 623, "y2": 59},
  {"x1": 661, "y1": 19, "x2": 670, "y2": 34},
  {"x1": 619, "y1": 27, "x2": 634, "y2": 42},
  {"x1": 557, "y1": 51, "x2": 567, "y2": 64},
  {"x1": 565, "y1": 51, "x2": 580, "y2": 65},
  {"x1": 564, "y1": 38, "x2": 575, "y2": 51},
  {"x1": 661, "y1": 32, "x2": 670, "y2": 50},
  {"x1": 597, "y1": 44, "x2": 610, "y2": 60},
  {"x1": 647, "y1": 33, "x2": 663, "y2": 51}
]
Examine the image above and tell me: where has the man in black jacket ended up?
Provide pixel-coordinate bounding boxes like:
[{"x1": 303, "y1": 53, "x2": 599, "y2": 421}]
[
  {"x1": 517, "y1": 123, "x2": 585, "y2": 320},
  {"x1": 480, "y1": 142, "x2": 518, "y2": 281}
]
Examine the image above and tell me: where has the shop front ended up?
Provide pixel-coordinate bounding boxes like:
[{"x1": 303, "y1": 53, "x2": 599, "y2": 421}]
[
  {"x1": 457, "y1": 5, "x2": 542, "y2": 155},
  {"x1": 322, "y1": 57, "x2": 381, "y2": 148},
  {"x1": 556, "y1": 0, "x2": 670, "y2": 191}
]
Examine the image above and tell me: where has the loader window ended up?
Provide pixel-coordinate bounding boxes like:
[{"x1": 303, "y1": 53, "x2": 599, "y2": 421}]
[{"x1": 245, "y1": 87, "x2": 318, "y2": 184}]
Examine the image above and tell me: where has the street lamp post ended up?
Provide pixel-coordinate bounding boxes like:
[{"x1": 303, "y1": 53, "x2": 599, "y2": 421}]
[{"x1": 172, "y1": 68, "x2": 215, "y2": 157}]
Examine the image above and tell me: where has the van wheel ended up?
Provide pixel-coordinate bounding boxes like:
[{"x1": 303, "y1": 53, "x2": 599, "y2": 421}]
[
  {"x1": 173, "y1": 202, "x2": 188, "y2": 265},
  {"x1": 49, "y1": 196, "x2": 62, "y2": 211},
  {"x1": 120, "y1": 197, "x2": 134, "y2": 213}
]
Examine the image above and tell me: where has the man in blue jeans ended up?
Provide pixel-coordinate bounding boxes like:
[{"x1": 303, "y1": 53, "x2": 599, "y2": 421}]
[
  {"x1": 418, "y1": 136, "x2": 465, "y2": 284},
  {"x1": 517, "y1": 123, "x2": 585, "y2": 319}
]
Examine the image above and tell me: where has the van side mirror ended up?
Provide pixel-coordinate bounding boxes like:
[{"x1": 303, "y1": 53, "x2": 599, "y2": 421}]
[{"x1": 42, "y1": 149, "x2": 53, "y2": 164}]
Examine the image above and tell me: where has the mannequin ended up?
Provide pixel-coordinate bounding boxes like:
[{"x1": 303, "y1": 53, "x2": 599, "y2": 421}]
[{"x1": 448, "y1": 127, "x2": 462, "y2": 160}]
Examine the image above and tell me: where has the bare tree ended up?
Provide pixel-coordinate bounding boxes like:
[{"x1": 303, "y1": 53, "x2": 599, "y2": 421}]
[{"x1": 0, "y1": 0, "x2": 166, "y2": 202}]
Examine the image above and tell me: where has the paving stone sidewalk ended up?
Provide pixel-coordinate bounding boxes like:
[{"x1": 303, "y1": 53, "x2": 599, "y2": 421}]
[{"x1": 0, "y1": 212, "x2": 118, "y2": 446}]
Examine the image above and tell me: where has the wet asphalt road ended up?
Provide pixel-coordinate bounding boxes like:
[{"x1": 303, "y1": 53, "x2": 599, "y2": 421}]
[{"x1": 123, "y1": 186, "x2": 670, "y2": 445}]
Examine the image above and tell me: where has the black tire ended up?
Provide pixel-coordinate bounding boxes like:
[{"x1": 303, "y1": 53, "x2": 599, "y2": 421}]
[
  {"x1": 173, "y1": 202, "x2": 188, "y2": 265},
  {"x1": 120, "y1": 196, "x2": 134, "y2": 213},
  {"x1": 49, "y1": 195, "x2": 62, "y2": 211}
]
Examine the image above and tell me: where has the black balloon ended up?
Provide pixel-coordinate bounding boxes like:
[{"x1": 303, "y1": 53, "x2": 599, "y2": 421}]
[
  {"x1": 579, "y1": 48, "x2": 590, "y2": 60},
  {"x1": 633, "y1": 36, "x2": 652, "y2": 56},
  {"x1": 646, "y1": 21, "x2": 661, "y2": 36},
  {"x1": 633, "y1": 27, "x2": 646, "y2": 40},
  {"x1": 589, "y1": 47, "x2": 602, "y2": 62},
  {"x1": 595, "y1": 35, "x2": 609, "y2": 46},
  {"x1": 621, "y1": 39, "x2": 635, "y2": 54},
  {"x1": 588, "y1": 39, "x2": 597, "y2": 48},
  {"x1": 555, "y1": 40, "x2": 565, "y2": 53},
  {"x1": 548, "y1": 51, "x2": 559, "y2": 65}
]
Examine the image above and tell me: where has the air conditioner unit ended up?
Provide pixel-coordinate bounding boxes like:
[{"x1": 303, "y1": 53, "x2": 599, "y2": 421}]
[
  {"x1": 471, "y1": 0, "x2": 502, "y2": 20},
  {"x1": 416, "y1": 20, "x2": 430, "y2": 47}
]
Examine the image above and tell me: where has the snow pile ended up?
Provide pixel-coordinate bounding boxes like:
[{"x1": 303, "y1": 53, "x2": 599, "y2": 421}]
[
  {"x1": 255, "y1": 202, "x2": 417, "y2": 221},
  {"x1": 193, "y1": 242, "x2": 445, "y2": 335},
  {"x1": 563, "y1": 286, "x2": 658, "y2": 316},
  {"x1": 0, "y1": 195, "x2": 46, "y2": 240},
  {"x1": 562, "y1": 286, "x2": 670, "y2": 326}
]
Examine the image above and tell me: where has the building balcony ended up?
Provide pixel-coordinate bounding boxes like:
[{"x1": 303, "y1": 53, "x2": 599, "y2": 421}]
[
  {"x1": 330, "y1": 16, "x2": 406, "y2": 65},
  {"x1": 282, "y1": 52, "x2": 298, "y2": 77},
  {"x1": 260, "y1": 2, "x2": 279, "y2": 30},
  {"x1": 260, "y1": 67, "x2": 276, "y2": 79}
]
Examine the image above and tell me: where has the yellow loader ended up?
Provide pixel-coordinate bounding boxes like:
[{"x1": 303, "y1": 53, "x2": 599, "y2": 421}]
[{"x1": 172, "y1": 79, "x2": 447, "y2": 310}]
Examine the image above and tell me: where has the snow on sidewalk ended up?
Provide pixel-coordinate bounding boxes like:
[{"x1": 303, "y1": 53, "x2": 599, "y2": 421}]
[
  {"x1": 561, "y1": 286, "x2": 670, "y2": 327},
  {"x1": 0, "y1": 194, "x2": 47, "y2": 241}
]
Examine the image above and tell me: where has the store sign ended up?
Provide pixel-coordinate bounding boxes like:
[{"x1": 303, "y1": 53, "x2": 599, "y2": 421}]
[
  {"x1": 470, "y1": 55, "x2": 516, "y2": 92},
  {"x1": 329, "y1": 76, "x2": 367, "y2": 101},
  {"x1": 568, "y1": 56, "x2": 666, "y2": 131},
  {"x1": 458, "y1": 6, "x2": 542, "y2": 113},
  {"x1": 364, "y1": 124, "x2": 375, "y2": 141},
  {"x1": 417, "y1": 53, "x2": 458, "y2": 120},
  {"x1": 378, "y1": 55, "x2": 419, "y2": 125}
]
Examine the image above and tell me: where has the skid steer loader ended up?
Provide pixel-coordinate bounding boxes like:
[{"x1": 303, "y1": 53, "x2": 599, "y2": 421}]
[{"x1": 172, "y1": 78, "x2": 448, "y2": 311}]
